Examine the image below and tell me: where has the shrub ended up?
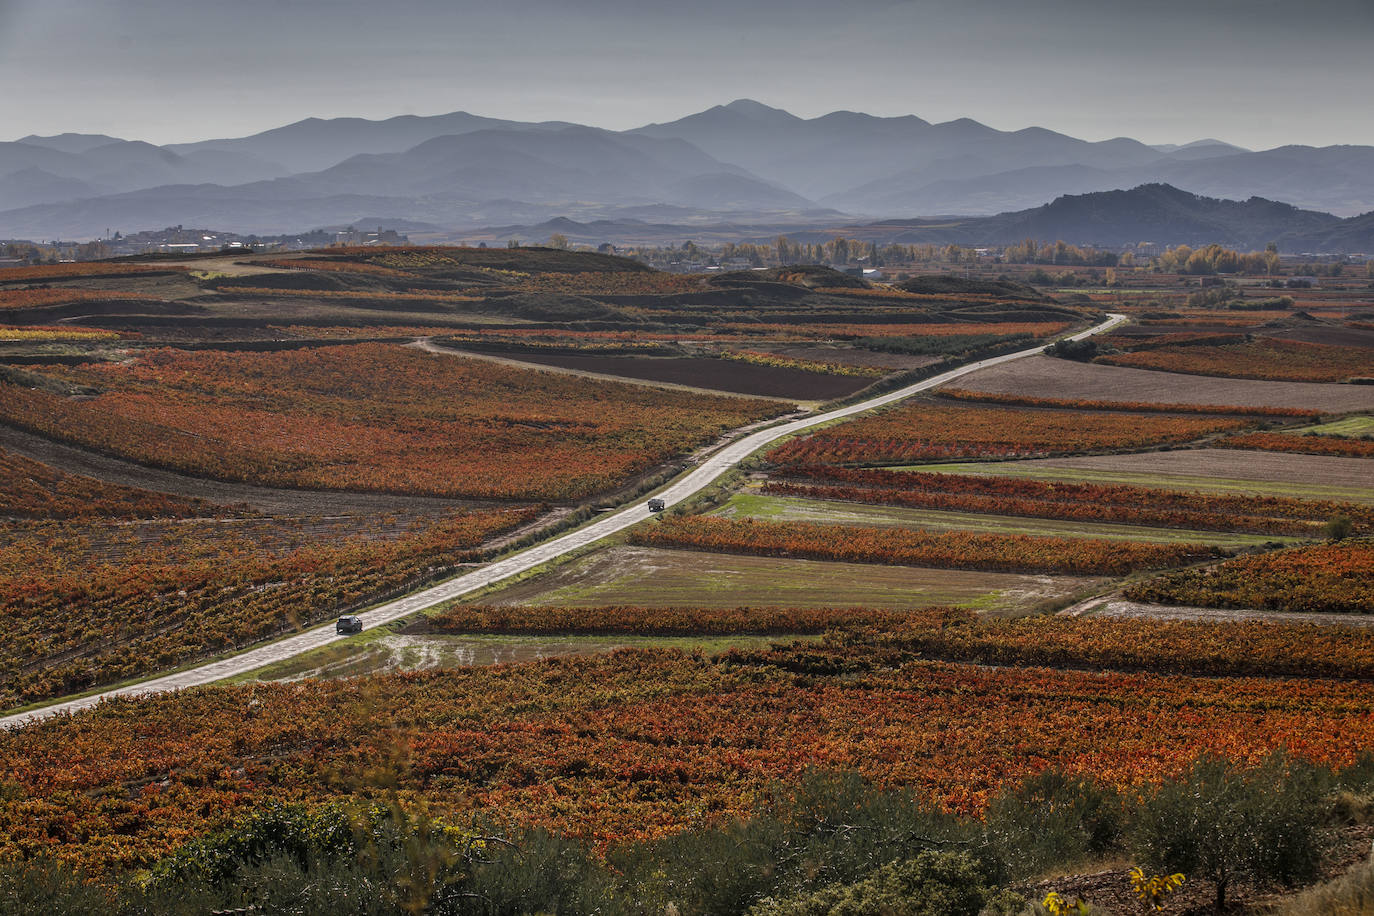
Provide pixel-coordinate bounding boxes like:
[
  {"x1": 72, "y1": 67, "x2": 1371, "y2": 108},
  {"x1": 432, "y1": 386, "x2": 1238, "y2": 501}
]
[
  {"x1": 746, "y1": 850, "x2": 993, "y2": 916},
  {"x1": 1131, "y1": 753, "x2": 1325, "y2": 912},
  {"x1": 1327, "y1": 514, "x2": 1355, "y2": 541},
  {"x1": 985, "y1": 771, "x2": 1125, "y2": 879}
]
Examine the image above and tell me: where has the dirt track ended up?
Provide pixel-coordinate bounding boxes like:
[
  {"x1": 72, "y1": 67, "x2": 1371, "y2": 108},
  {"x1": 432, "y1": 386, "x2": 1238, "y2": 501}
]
[{"x1": 0, "y1": 314, "x2": 1127, "y2": 729}]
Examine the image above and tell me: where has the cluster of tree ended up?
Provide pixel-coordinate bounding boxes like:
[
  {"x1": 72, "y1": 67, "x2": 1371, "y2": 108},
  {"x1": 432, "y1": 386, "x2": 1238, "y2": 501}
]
[
  {"x1": 4, "y1": 753, "x2": 1363, "y2": 914},
  {"x1": 1, "y1": 239, "x2": 110, "y2": 264},
  {"x1": 1154, "y1": 243, "x2": 1282, "y2": 275},
  {"x1": 1002, "y1": 239, "x2": 1122, "y2": 267}
]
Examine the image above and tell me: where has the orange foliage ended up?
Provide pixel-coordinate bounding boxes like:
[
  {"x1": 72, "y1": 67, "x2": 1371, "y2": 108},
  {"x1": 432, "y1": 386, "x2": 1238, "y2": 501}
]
[
  {"x1": 0, "y1": 344, "x2": 784, "y2": 499},
  {"x1": 766, "y1": 465, "x2": 1372, "y2": 536},
  {"x1": 1217, "y1": 431, "x2": 1374, "y2": 459},
  {"x1": 766, "y1": 403, "x2": 1245, "y2": 465},
  {"x1": 936, "y1": 387, "x2": 1322, "y2": 418},
  {"x1": 0, "y1": 262, "x2": 184, "y2": 281},
  {"x1": 1098, "y1": 338, "x2": 1374, "y2": 382},
  {"x1": 0, "y1": 288, "x2": 156, "y2": 310},
  {"x1": 1125, "y1": 541, "x2": 1374, "y2": 613},
  {"x1": 1, "y1": 646, "x2": 1370, "y2": 871},
  {"x1": 0, "y1": 507, "x2": 534, "y2": 706},
  {"x1": 427, "y1": 604, "x2": 904, "y2": 636}
]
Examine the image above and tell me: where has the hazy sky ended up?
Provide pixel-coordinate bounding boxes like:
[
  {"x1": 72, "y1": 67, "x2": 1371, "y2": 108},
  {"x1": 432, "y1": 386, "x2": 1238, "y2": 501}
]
[{"x1": 2, "y1": 0, "x2": 1371, "y2": 148}]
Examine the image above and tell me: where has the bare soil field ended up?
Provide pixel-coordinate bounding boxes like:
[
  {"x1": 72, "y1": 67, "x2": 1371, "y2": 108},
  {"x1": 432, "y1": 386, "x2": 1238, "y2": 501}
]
[
  {"x1": 924, "y1": 448, "x2": 1374, "y2": 502},
  {"x1": 471, "y1": 350, "x2": 873, "y2": 399},
  {"x1": 480, "y1": 544, "x2": 1098, "y2": 611},
  {"x1": 952, "y1": 354, "x2": 1374, "y2": 412}
]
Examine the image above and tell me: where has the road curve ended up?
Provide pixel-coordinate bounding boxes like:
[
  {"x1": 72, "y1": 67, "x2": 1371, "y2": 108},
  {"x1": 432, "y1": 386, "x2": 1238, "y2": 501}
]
[{"x1": 1, "y1": 314, "x2": 1126, "y2": 729}]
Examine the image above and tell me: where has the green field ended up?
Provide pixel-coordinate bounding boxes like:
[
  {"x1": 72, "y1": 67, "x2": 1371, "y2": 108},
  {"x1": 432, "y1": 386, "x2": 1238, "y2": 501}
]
[
  {"x1": 478, "y1": 544, "x2": 1099, "y2": 612},
  {"x1": 1289, "y1": 415, "x2": 1374, "y2": 437},
  {"x1": 715, "y1": 492, "x2": 1282, "y2": 548}
]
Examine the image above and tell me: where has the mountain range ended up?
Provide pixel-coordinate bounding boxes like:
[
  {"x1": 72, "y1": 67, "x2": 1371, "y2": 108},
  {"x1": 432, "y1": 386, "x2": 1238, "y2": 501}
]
[
  {"x1": 460, "y1": 184, "x2": 1374, "y2": 254},
  {"x1": 2, "y1": 99, "x2": 1373, "y2": 247}
]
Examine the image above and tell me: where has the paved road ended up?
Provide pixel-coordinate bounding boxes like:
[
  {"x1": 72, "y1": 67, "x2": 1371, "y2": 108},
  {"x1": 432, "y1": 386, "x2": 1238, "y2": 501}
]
[{"x1": 1, "y1": 314, "x2": 1125, "y2": 729}]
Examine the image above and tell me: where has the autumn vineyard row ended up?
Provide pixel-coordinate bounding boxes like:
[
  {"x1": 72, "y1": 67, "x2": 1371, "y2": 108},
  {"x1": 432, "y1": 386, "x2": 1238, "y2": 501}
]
[
  {"x1": 630, "y1": 516, "x2": 1221, "y2": 576},
  {"x1": 764, "y1": 464, "x2": 1373, "y2": 536}
]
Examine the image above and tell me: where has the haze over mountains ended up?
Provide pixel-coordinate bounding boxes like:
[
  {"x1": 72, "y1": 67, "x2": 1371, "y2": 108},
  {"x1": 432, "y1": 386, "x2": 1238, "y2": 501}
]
[{"x1": 3, "y1": 99, "x2": 1374, "y2": 247}]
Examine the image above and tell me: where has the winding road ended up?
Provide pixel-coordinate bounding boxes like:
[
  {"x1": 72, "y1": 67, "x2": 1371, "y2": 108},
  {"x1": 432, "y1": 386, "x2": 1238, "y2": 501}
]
[{"x1": 1, "y1": 314, "x2": 1126, "y2": 729}]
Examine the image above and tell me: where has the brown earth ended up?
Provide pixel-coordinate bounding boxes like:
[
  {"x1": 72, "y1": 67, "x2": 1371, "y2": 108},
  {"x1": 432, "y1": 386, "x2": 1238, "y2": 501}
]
[{"x1": 954, "y1": 354, "x2": 1374, "y2": 412}]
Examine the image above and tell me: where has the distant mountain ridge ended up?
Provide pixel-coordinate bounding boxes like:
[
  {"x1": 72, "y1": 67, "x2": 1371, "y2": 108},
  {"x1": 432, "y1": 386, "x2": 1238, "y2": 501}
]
[
  {"x1": 464, "y1": 185, "x2": 1374, "y2": 254},
  {"x1": 2, "y1": 99, "x2": 1373, "y2": 243}
]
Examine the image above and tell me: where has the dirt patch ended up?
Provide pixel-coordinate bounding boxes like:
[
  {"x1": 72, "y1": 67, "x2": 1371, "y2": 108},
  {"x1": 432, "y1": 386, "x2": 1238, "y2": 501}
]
[
  {"x1": 469, "y1": 350, "x2": 873, "y2": 400},
  {"x1": 954, "y1": 354, "x2": 1374, "y2": 412}
]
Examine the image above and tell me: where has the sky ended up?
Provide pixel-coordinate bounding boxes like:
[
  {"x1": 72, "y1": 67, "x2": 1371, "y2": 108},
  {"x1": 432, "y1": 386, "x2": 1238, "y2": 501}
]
[{"x1": 1, "y1": 0, "x2": 1371, "y2": 149}]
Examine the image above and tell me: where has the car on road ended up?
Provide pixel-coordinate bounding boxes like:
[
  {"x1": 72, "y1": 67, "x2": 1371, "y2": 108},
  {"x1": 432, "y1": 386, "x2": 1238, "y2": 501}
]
[
  {"x1": 336, "y1": 615, "x2": 363, "y2": 635},
  {"x1": 647, "y1": 498, "x2": 665, "y2": 512}
]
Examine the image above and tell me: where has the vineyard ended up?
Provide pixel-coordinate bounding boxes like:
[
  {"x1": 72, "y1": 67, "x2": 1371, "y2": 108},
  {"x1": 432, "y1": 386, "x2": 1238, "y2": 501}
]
[
  {"x1": 763, "y1": 465, "x2": 1373, "y2": 537},
  {"x1": 1124, "y1": 540, "x2": 1374, "y2": 613},
  {"x1": 0, "y1": 507, "x2": 534, "y2": 706},
  {"x1": 0, "y1": 287, "x2": 157, "y2": 310},
  {"x1": 1, "y1": 643, "x2": 1371, "y2": 873},
  {"x1": 0, "y1": 325, "x2": 125, "y2": 341},
  {"x1": 630, "y1": 516, "x2": 1222, "y2": 575},
  {"x1": 0, "y1": 262, "x2": 184, "y2": 281},
  {"x1": 1218, "y1": 430, "x2": 1374, "y2": 459},
  {"x1": 1098, "y1": 338, "x2": 1374, "y2": 383},
  {"x1": 0, "y1": 344, "x2": 785, "y2": 500},
  {"x1": 426, "y1": 604, "x2": 907, "y2": 636},
  {"x1": 935, "y1": 387, "x2": 1323, "y2": 418},
  {"x1": 765, "y1": 403, "x2": 1247, "y2": 465},
  {"x1": 843, "y1": 606, "x2": 1374, "y2": 680},
  {"x1": 0, "y1": 446, "x2": 207, "y2": 519}
]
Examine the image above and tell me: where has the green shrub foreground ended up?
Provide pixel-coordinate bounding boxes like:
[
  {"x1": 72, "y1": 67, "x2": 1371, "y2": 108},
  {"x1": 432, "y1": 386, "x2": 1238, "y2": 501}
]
[{"x1": 2, "y1": 752, "x2": 1371, "y2": 916}]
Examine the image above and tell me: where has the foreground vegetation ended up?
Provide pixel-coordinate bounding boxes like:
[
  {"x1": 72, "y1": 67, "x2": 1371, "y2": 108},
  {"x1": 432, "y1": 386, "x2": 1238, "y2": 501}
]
[{"x1": 3, "y1": 755, "x2": 1370, "y2": 915}]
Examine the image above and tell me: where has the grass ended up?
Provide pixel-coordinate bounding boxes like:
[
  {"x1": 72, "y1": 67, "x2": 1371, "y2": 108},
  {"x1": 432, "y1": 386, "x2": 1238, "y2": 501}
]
[
  {"x1": 714, "y1": 492, "x2": 1283, "y2": 548},
  {"x1": 1291, "y1": 416, "x2": 1374, "y2": 438},
  {"x1": 234, "y1": 628, "x2": 796, "y2": 684},
  {"x1": 906, "y1": 460, "x2": 1374, "y2": 505},
  {"x1": 476, "y1": 544, "x2": 1098, "y2": 611}
]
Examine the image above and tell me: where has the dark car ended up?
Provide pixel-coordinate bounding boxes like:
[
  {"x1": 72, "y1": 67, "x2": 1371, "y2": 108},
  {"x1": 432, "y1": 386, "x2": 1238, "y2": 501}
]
[
  {"x1": 336, "y1": 615, "x2": 363, "y2": 635},
  {"x1": 647, "y1": 498, "x2": 666, "y2": 512}
]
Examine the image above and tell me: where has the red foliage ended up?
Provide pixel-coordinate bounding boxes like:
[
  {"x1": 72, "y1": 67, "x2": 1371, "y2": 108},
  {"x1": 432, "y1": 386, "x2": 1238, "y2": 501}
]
[
  {"x1": 0, "y1": 344, "x2": 784, "y2": 499},
  {"x1": 766, "y1": 403, "x2": 1245, "y2": 465},
  {"x1": 631, "y1": 515, "x2": 1221, "y2": 576},
  {"x1": 765, "y1": 465, "x2": 1373, "y2": 536}
]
